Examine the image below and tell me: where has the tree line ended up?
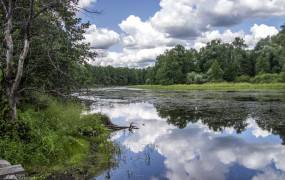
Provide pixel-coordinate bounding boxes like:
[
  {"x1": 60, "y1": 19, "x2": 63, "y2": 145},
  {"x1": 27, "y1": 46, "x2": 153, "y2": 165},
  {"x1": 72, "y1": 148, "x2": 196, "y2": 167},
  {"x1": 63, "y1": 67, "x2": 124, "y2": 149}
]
[
  {"x1": 86, "y1": 26, "x2": 285, "y2": 86},
  {"x1": 146, "y1": 32, "x2": 285, "y2": 85},
  {"x1": 82, "y1": 65, "x2": 146, "y2": 86}
]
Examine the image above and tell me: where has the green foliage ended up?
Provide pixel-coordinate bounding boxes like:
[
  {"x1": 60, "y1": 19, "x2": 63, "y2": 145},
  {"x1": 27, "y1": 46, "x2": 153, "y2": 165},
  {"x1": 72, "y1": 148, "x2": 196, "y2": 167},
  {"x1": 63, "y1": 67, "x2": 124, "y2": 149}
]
[
  {"x1": 0, "y1": 1, "x2": 118, "y2": 178},
  {"x1": 138, "y1": 28, "x2": 285, "y2": 85},
  {"x1": 84, "y1": 65, "x2": 146, "y2": 86},
  {"x1": 0, "y1": 1, "x2": 94, "y2": 111},
  {"x1": 186, "y1": 72, "x2": 206, "y2": 84},
  {"x1": 207, "y1": 60, "x2": 224, "y2": 82},
  {"x1": 256, "y1": 55, "x2": 271, "y2": 74},
  {"x1": 0, "y1": 95, "x2": 113, "y2": 177},
  {"x1": 78, "y1": 114, "x2": 111, "y2": 137},
  {"x1": 251, "y1": 73, "x2": 281, "y2": 83},
  {"x1": 223, "y1": 61, "x2": 239, "y2": 82},
  {"x1": 152, "y1": 45, "x2": 198, "y2": 85}
]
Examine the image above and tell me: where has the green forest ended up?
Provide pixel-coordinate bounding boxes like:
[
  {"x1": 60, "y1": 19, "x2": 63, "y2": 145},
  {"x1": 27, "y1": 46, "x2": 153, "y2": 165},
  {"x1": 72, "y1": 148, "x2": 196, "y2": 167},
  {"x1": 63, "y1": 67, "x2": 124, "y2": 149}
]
[{"x1": 85, "y1": 26, "x2": 285, "y2": 86}]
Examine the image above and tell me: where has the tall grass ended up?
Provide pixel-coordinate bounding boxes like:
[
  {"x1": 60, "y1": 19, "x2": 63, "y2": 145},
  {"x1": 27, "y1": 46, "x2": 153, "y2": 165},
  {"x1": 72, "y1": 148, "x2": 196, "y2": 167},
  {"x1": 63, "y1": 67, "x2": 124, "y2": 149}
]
[{"x1": 0, "y1": 94, "x2": 115, "y2": 178}]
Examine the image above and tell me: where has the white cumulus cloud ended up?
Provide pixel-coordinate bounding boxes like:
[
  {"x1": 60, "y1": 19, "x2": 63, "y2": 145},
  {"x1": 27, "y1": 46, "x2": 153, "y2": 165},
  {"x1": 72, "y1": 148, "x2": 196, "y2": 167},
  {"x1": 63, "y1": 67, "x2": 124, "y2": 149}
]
[
  {"x1": 194, "y1": 24, "x2": 279, "y2": 50},
  {"x1": 94, "y1": 46, "x2": 170, "y2": 67},
  {"x1": 150, "y1": 0, "x2": 285, "y2": 38},
  {"x1": 119, "y1": 15, "x2": 180, "y2": 49},
  {"x1": 84, "y1": 24, "x2": 120, "y2": 49},
  {"x1": 78, "y1": 0, "x2": 96, "y2": 8},
  {"x1": 245, "y1": 24, "x2": 279, "y2": 48}
]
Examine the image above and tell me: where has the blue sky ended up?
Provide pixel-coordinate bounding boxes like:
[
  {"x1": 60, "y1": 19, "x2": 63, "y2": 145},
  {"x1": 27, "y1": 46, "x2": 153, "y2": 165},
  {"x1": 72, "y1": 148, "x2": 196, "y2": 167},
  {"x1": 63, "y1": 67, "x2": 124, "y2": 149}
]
[
  {"x1": 78, "y1": 0, "x2": 285, "y2": 67},
  {"x1": 80, "y1": 0, "x2": 160, "y2": 32}
]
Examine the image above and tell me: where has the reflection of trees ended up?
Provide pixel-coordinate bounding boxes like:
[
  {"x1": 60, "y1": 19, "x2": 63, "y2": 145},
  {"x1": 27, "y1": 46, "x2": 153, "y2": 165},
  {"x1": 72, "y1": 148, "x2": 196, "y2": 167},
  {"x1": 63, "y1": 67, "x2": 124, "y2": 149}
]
[
  {"x1": 155, "y1": 100, "x2": 285, "y2": 141},
  {"x1": 251, "y1": 104, "x2": 285, "y2": 144},
  {"x1": 155, "y1": 103, "x2": 249, "y2": 133}
]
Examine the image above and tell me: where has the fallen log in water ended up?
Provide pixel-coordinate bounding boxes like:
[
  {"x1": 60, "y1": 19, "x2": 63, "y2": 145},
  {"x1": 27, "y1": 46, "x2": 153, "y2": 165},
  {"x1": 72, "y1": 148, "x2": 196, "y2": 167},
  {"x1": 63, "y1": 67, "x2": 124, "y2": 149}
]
[
  {"x1": 106, "y1": 122, "x2": 139, "y2": 131},
  {"x1": 101, "y1": 116, "x2": 139, "y2": 131},
  {"x1": 79, "y1": 121, "x2": 139, "y2": 137}
]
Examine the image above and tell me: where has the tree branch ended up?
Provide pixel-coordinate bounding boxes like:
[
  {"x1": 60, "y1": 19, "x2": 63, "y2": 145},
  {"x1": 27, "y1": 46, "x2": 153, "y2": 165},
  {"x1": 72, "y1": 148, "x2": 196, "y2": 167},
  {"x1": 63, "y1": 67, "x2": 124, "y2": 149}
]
[
  {"x1": 0, "y1": 0, "x2": 7, "y2": 14},
  {"x1": 77, "y1": 6, "x2": 101, "y2": 14},
  {"x1": 4, "y1": 0, "x2": 14, "y2": 80},
  {"x1": 11, "y1": 0, "x2": 34, "y2": 98},
  {"x1": 33, "y1": 1, "x2": 60, "y2": 19},
  {"x1": 47, "y1": 50, "x2": 80, "y2": 88}
]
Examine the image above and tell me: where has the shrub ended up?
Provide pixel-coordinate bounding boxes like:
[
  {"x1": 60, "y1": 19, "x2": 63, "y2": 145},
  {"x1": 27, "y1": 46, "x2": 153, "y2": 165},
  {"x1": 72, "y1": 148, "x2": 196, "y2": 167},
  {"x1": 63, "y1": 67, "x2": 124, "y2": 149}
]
[
  {"x1": 186, "y1": 72, "x2": 207, "y2": 84},
  {"x1": 145, "y1": 78, "x2": 152, "y2": 84},
  {"x1": 251, "y1": 73, "x2": 281, "y2": 83}
]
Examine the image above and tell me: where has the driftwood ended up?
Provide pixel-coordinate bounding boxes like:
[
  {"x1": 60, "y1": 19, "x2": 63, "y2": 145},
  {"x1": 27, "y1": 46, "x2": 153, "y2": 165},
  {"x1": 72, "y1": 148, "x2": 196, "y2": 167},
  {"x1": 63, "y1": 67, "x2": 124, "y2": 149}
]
[
  {"x1": 106, "y1": 122, "x2": 139, "y2": 131},
  {"x1": 0, "y1": 160, "x2": 25, "y2": 180},
  {"x1": 80, "y1": 121, "x2": 139, "y2": 137}
]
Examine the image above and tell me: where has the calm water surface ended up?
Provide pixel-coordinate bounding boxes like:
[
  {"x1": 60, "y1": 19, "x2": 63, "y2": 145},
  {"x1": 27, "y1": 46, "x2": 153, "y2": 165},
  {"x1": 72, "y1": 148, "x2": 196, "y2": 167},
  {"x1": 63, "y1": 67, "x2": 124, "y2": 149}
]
[{"x1": 80, "y1": 88, "x2": 285, "y2": 180}]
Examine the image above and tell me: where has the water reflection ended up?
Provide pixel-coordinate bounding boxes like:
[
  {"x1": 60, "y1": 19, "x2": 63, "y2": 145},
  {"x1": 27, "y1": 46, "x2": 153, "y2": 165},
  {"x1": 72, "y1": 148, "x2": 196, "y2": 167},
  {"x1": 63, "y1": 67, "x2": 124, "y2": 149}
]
[{"x1": 88, "y1": 88, "x2": 285, "y2": 180}]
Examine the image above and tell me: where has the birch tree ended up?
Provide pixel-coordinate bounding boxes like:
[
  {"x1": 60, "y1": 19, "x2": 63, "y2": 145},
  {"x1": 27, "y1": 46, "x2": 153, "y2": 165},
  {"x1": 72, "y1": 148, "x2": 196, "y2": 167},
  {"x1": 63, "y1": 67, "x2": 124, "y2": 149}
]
[{"x1": 0, "y1": 0, "x2": 91, "y2": 121}]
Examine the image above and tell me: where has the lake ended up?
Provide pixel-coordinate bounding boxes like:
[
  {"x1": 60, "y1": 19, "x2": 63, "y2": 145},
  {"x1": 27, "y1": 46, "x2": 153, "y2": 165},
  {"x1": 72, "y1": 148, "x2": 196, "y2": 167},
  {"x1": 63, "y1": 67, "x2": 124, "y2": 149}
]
[{"x1": 79, "y1": 87, "x2": 285, "y2": 180}]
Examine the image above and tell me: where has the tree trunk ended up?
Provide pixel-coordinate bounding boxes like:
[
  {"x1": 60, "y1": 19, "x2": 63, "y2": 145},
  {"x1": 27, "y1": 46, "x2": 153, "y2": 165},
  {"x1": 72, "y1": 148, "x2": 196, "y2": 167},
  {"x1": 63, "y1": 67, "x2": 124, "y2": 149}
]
[
  {"x1": 1, "y1": 0, "x2": 33, "y2": 121},
  {"x1": 3, "y1": 0, "x2": 15, "y2": 121},
  {"x1": 9, "y1": 39, "x2": 30, "y2": 121},
  {"x1": 4, "y1": 17, "x2": 13, "y2": 80}
]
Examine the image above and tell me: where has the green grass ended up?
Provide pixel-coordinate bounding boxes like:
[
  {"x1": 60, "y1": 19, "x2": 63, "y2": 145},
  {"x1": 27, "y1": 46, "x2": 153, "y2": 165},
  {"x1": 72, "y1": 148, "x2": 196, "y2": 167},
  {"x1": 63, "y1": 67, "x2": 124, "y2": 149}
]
[
  {"x1": 131, "y1": 83, "x2": 285, "y2": 91},
  {"x1": 0, "y1": 94, "x2": 116, "y2": 179}
]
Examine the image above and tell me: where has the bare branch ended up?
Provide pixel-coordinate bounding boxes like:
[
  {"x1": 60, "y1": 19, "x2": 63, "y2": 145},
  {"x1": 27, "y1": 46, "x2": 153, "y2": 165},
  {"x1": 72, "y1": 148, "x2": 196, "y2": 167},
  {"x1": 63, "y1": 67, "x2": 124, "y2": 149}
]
[
  {"x1": 0, "y1": 0, "x2": 7, "y2": 14},
  {"x1": 77, "y1": 6, "x2": 101, "y2": 14}
]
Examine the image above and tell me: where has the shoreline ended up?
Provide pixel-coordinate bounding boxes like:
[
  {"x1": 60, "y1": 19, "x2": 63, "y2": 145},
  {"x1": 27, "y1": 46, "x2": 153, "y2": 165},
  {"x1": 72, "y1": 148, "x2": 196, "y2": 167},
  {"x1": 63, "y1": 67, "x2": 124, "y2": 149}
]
[{"x1": 131, "y1": 83, "x2": 285, "y2": 91}]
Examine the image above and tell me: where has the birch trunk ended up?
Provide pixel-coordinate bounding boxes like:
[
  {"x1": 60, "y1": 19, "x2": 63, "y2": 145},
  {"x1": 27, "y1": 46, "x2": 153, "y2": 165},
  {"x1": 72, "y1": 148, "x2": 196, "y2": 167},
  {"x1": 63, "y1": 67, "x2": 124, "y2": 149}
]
[
  {"x1": 1, "y1": 0, "x2": 33, "y2": 121},
  {"x1": 9, "y1": 39, "x2": 30, "y2": 121}
]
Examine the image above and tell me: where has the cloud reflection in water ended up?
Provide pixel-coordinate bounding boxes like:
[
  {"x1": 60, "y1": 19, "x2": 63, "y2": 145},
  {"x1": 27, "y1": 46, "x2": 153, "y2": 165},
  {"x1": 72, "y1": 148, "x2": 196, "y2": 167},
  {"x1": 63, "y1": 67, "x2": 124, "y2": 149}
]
[{"x1": 92, "y1": 101, "x2": 285, "y2": 180}]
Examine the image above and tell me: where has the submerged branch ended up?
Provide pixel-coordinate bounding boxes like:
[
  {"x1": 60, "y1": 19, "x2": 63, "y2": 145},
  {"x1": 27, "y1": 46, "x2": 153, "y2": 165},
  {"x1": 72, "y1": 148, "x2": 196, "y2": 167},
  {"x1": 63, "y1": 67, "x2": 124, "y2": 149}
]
[{"x1": 106, "y1": 122, "x2": 139, "y2": 132}]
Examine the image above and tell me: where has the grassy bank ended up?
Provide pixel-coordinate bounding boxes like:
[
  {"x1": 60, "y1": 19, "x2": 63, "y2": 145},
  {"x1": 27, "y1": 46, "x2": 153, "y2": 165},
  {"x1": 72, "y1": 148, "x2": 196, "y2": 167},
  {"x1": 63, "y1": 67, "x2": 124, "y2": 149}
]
[
  {"x1": 132, "y1": 83, "x2": 285, "y2": 91},
  {"x1": 0, "y1": 94, "x2": 116, "y2": 179}
]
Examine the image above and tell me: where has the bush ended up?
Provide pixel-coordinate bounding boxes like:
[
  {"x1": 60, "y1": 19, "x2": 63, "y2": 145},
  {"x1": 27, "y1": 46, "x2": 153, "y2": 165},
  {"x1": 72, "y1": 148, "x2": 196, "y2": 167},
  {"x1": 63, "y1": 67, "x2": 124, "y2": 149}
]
[
  {"x1": 235, "y1": 75, "x2": 251, "y2": 82},
  {"x1": 186, "y1": 72, "x2": 207, "y2": 84},
  {"x1": 251, "y1": 73, "x2": 281, "y2": 83}
]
